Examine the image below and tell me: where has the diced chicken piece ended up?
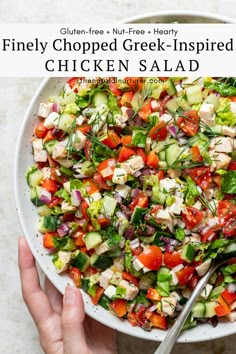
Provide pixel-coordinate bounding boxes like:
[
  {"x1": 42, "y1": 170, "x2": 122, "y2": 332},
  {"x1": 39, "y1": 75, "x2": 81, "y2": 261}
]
[
  {"x1": 88, "y1": 104, "x2": 108, "y2": 132},
  {"x1": 161, "y1": 296, "x2": 177, "y2": 316},
  {"x1": 54, "y1": 251, "x2": 71, "y2": 273},
  {"x1": 189, "y1": 234, "x2": 201, "y2": 243},
  {"x1": 182, "y1": 287, "x2": 192, "y2": 299},
  {"x1": 209, "y1": 150, "x2": 231, "y2": 171},
  {"x1": 44, "y1": 112, "x2": 59, "y2": 129},
  {"x1": 222, "y1": 125, "x2": 236, "y2": 137},
  {"x1": 32, "y1": 139, "x2": 47, "y2": 162},
  {"x1": 99, "y1": 269, "x2": 114, "y2": 289},
  {"x1": 113, "y1": 106, "x2": 130, "y2": 128},
  {"x1": 132, "y1": 257, "x2": 144, "y2": 271},
  {"x1": 199, "y1": 103, "x2": 215, "y2": 126},
  {"x1": 112, "y1": 168, "x2": 128, "y2": 185},
  {"x1": 38, "y1": 102, "x2": 52, "y2": 118},
  {"x1": 230, "y1": 102, "x2": 236, "y2": 114},
  {"x1": 61, "y1": 201, "x2": 77, "y2": 213},
  {"x1": 155, "y1": 209, "x2": 172, "y2": 224},
  {"x1": 196, "y1": 259, "x2": 212, "y2": 277},
  {"x1": 160, "y1": 178, "x2": 179, "y2": 193},
  {"x1": 150, "y1": 100, "x2": 160, "y2": 112},
  {"x1": 115, "y1": 184, "x2": 131, "y2": 198},
  {"x1": 71, "y1": 131, "x2": 86, "y2": 151},
  {"x1": 226, "y1": 312, "x2": 236, "y2": 323},
  {"x1": 192, "y1": 201, "x2": 202, "y2": 210},
  {"x1": 167, "y1": 169, "x2": 181, "y2": 178},
  {"x1": 119, "y1": 280, "x2": 139, "y2": 301},
  {"x1": 52, "y1": 140, "x2": 68, "y2": 160},
  {"x1": 95, "y1": 241, "x2": 112, "y2": 255},
  {"x1": 104, "y1": 285, "x2": 117, "y2": 299},
  {"x1": 159, "y1": 113, "x2": 173, "y2": 124},
  {"x1": 170, "y1": 291, "x2": 181, "y2": 302},
  {"x1": 76, "y1": 115, "x2": 86, "y2": 125},
  {"x1": 231, "y1": 301, "x2": 236, "y2": 311},
  {"x1": 121, "y1": 156, "x2": 144, "y2": 175},
  {"x1": 168, "y1": 197, "x2": 184, "y2": 215},
  {"x1": 210, "y1": 137, "x2": 233, "y2": 153},
  {"x1": 41, "y1": 167, "x2": 51, "y2": 179},
  {"x1": 200, "y1": 284, "x2": 213, "y2": 300},
  {"x1": 85, "y1": 192, "x2": 102, "y2": 205},
  {"x1": 64, "y1": 83, "x2": 73, "y2": 95}
]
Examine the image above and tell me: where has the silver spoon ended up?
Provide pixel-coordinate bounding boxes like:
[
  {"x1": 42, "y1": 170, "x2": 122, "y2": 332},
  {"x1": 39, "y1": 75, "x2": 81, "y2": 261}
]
[{"x1": 154, "y1": 260, "x2": 225, "y2": 354}]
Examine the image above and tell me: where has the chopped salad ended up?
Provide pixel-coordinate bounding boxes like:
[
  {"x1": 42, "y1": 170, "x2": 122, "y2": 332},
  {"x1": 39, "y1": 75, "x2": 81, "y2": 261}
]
[{"x1": 26, "y1": 76, "x2": 236, "y2": 331}]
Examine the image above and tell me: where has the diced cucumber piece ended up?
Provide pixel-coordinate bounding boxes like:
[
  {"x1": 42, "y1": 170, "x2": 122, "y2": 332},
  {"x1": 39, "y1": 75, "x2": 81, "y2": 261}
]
[
  {"x1": 37, "y1": 205, "x2": 52, "y2": 216},
  {"x1": 205, "y1": 301, "x2": 217, "y2": 318},
  {"x1": 58, "y1": 113, "x2": 75, "y2": 132},
  {"x1": 26, "y1": 166, "x2": 43, "y2": 187},
  {"x1": 165, "y1": 97, "x2": 179, "y2": 112},
  {"x1": 165, "y1": 78, "x2": 177, "y2": 96},
  {"x1": 84, "y1": 232, "x2": 103, "y2": 250},
  {"x1": 221, "y1": 242, "x2": 236, "y2": 259},
  {"x1": 81, "y1": 278, "x2": 90, "y2": 291},
  {"x1": 90, "y1": 253, "x2": 113, "y2": 271},
  {"x1": 209, "y1": 285, "x2": 225, "y2": 300},
  {"x1": 30, "y1": 186, "x2": 44, "y2": 206},
  {"x1": 37, "y1": 215, "x2": 58, "y2": 233},
  {"x1": 165, "y1": 143, "x2": 181, "y2": 167},
  {"x1": 102, "y1": 196, "x2": 117, "y2": 217},
  {"x1": 80, "y1": 160, "x2": 96, "y2": 177},
  {"x1": 74, "y1": 251, "x2": 90, "y2": 272},
  {"x1": 204, "y1": 93, "x2": 220, "y2": 110},
  {"x1": 92, "y1": 92, "x2": 108, "y2": 107},
  {"x1": 59, "y1": 166, "x2": 74, "y2": 177},
  {"x1": 185, "y1": 85, "x2": 203, "y2": 105},
  {"x1": 99, "y1": 295, "x2": 111, "y2": 310},
  {"x1": 159, "y1": 150, "x2": 166, "y2": 161},
  {"x1": 44, "y1": 140, "x2": 57, "y2": 155},
  {"x1": 192, "y1": 301, "x2": 206, "y2": 318},
  {"x1": 131, "y1": 206, "x2": 147, "y2": 225},
  {"x1": 181, "y1": 244, "x2": 195, "y2": 263},
  {"x1": 178, "y1": 97, "x2": 192, "y2": 111}
]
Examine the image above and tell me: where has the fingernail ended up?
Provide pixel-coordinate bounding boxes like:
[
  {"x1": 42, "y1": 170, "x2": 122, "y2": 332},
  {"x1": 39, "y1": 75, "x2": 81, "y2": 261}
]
[{"x1": 64, "y1": 285, "x2": 77, "y2": 305}]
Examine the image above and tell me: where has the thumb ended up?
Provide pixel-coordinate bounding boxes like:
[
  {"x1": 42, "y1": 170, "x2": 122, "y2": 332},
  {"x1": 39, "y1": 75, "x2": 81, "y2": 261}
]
[{"x1": 62, "y1": 285, "x2": 88, "y2": 354}]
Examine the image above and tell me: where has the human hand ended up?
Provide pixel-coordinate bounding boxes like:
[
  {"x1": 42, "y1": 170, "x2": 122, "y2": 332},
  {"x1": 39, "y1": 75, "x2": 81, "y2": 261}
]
[{"x1": 18, "y1": 237, "x2": 117, "y2": 354}]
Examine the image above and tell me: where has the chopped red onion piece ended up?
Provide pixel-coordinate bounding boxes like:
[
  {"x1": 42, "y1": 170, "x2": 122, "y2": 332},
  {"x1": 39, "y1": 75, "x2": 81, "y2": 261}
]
[
  {"x1": 168, "y1": 125, "x2": 177, "y2": 137},
  {"x1": 134, "y1": 170, "x2": 142, "y2": 178},
  {"x1": 71, "y1": 190, "x2": 82, "y2": 207},
  {"x1": 147, "y1": 304, "x2": 157, "y2": 313},
  {"x1": 39, "y1": 189, "x2": 52, "y2": 204},
  {"x1": 228, "y1": 283, "x2": 236, "y2": 293},
  {"x1": 57, "y1": 223, "x2": 69, "y2": 237},
  {"x1": 52, "y1": 102, "x2": 59, "y2": 113},
  {"x1": 131, "y1": 188, "x2": 141, "y2": 198}
]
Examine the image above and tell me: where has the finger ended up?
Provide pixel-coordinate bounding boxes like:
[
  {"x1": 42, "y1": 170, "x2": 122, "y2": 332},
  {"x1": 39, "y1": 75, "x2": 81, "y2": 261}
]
[
  {"x1": 62, "y1": 285, "x2": 88, "y2": 354},
  {"x1": 18, "y1": 237, "x2": 55, "y2": 331},
  {"x1": 44, "y1": 277, "x2": 63, "y2": 315}
]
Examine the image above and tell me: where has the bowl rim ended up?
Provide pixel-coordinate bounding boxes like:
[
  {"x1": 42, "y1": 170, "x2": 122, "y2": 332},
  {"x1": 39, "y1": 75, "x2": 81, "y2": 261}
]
[{"x1": 14, "y1": 11, "x2": 236, "y2": 343}]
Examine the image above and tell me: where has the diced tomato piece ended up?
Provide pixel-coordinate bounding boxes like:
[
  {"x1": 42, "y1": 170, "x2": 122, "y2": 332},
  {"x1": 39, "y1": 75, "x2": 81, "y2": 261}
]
[
  {"x1": 188, "y1": 275, "x2": 200, "y2": 290},
  {"x1": 213, "y1": 174, "x2": 222, "y2": 188},
  {"x1": 90, "y1": 286, "x2": 105, "y2": 305},
  {"x1": 41, "y1": 178, "x2": 58, "y2": 194},
  {"x1": 215, "y1": 304, "x2": 231, "y2": 317},
  {"x1": 136, "y1": 147, "x2": 147, "y2": 164},
  {"x1": 191, "y1": 146, "x2": 203, "y2": 162},
  {"x1": 127, "y1": 312, "x2": 138, "y2": 327},
  {"x1": 120, "y1": 91, "x2": 134, "y2": 108},
  {"x1": 124, "y1": 77, "x2": 143, "y2": 91},
  {"x1": 81, "y1": 200, "x2": 89, "y2": 220},
  {"x1": 148, "y1": 121, "x2": 168, "y2": 141},
  {"x1": 228, "y1": 161, "x2": 236, "y2": 171},
  {"x1": 156, "y1": 170, "x2": 165, "y2": 180},
  {"x1": 61, "y1": 212, "x2": 75, "y2": 223},
  {"x1": 121, "y1": 135, "x2": 132, "y2": 146},
  {"x1": 47, "y1": 155, "x2": 58, "y2": 168},
  {"x1": 177, "y1": 110, "x2": 199, "y2": 136},
  {"x1": 51, "y1": 168, "x2": 68, "y2": 184},
  {"x1": 185, "y1": 167, "x2": 212, "y2": 191},
  {"x1": 129, "y1": 194, "x2": 148, "y2": 210},
  {"x1": 228, "y1": 257, "x2": 236, "y2": 265},
  {"x1": 176, "y1": 266, "x2": 195, "y2": 286},
  {"x1": 93, "y1": 172, "x2": 112, "y2": 190},
  {"x1": 83, "y1": 178, "x2": 100, "y2": 195},
  {"x1": 221, "y1": 289, "x2": 236, "y2": 304},
  {"x1": 101, "y1": 131, "x2": 121, "y2": 149},
  {"x1": 77, "y1": 125, "x2": 92, "y2": 134},
  {"x1": 97, "y1": 217, "x2": 110, "y2": 228},
  {"x1": 164, "y1": 251, "x2": 183, "y2": 269},
  {"x1": 137, "y1": 245, "x2": 163, "y2": 271},
  {"x1": 67, "y1": 77, "x2": 78, "y2": 88},
  {"x1": 182, "y1": 206, "x2": 203, "y2": 230},
  {"x1": 109, "y1": 82, "x2": 122, "y2": 96},
  {"x1": 97, "y1": 158, "x2": 116, "y2": 180},
  {"x1": 43, "y1": 232, "x2": 57, "y2": 249},
  {"x1": 223, "y1": 218, "x2": 236, "y2": 236},
  {"x1": 35, "y1": 122, "x2": 48, "y2": 139},
  {"x1": 122, "y1": 271, "x2": 139, "y2": 287},
  {"x1": 43, "y1": 130, "x2": 56, "y2": 142},
  {"x1": 230, "y1": 96, "x2": 236, "y2": 102},
  {"x1": 118, "y1": 146, "x2": 136, "y2": 163},
  {"x1": 146, "y1": 150, "x2": 159, "y2": 169},
  {"x1": 146, "y1": 288, "x2": 161, "y2": 301},
  {"x1": 149, "y1": 313, "x2": 168, "y2": 330},
  {"x1": 139, "y1": 101, "x2": 153, "y2": 121},
  {"x1": 47, "y1": 196, "x2": 62, "y2": 208},
  {"x1": 73, "y1": 230, "x2": 86, "y2": 247},
  {"x1": 201, "y1": 227, "x2": 216, "y2": 242},
  {"x1": 67, "y1": 267, "x2": 81, "y2": 287},
  {"x1": 110, "y1": 299, "x2": 127, "y2": 317},
  {"x1": 84, "y1": 139, "x2": 92, "y2": 161},
  {"x1": 218, "y1": 200, "x2": 236, "y2": 222},
  {"x1": 131, "y1": 245, "x2": 143, "y2": 256}
]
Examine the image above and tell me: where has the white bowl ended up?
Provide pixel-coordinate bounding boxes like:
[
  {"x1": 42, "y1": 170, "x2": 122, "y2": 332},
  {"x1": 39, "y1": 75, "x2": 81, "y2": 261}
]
[{"x1": 14, "y1": 12, "x2": 236, "y2": 343}]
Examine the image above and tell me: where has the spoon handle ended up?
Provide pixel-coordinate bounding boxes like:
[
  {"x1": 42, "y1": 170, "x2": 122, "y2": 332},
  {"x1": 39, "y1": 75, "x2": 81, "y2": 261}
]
[{"x1": 154, "y1": 263, "x2": 217, "y2": 354}]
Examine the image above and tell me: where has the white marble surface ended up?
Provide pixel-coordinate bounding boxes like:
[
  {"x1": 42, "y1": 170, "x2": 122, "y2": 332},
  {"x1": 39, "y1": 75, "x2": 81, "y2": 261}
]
[{"x1": 1, "y1": 1, "x2": 236, "y2": 353}]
